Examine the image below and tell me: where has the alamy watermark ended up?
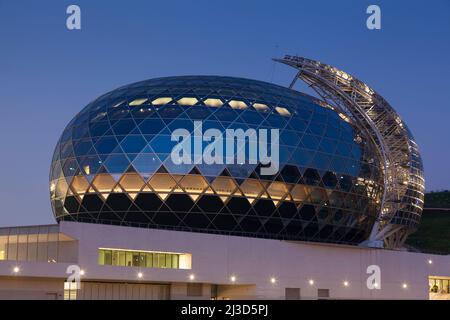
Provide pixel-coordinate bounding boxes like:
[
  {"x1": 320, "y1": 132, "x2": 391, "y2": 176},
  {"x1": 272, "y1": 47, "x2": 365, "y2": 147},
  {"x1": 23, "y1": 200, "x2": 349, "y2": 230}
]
[
  {"x1": 66, "y1": 264, "x2": 82, "y2": 289},
  {"x1": 66, "y1": 5, "x2": 81, "y2": 30},
  {"x1": 366, "y1": 5, "x2": 381, "y2": 30},
  {"x1": 170, "y1": 121, "x2": 280, "y2": 175},
  {"x1": 366, "y1": 264, "x2": 382, "y2": 290},
  {"x1": 66, "y1": 5, "x2": 381, "y2": 31}
]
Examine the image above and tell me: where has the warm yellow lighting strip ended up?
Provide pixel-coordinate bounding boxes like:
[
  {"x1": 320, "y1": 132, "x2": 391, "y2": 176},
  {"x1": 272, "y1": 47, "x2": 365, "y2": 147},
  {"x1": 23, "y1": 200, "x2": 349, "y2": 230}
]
[
  {"x1": 59, "y1": 172, "x2": 382, "y2": 210},
  {"x1": 253, "y1": 103, "x2": 269, "y2": 111},
  {"x1": 143, "y1": 96, "x2": 299, "y2": 117},
  {"x1": 177, "y1": 97, "x2": 198, "y2": 106},
  {"x1": 203, "y1": 98, "x2": 222, "y2": 107},
  {"x1": 129, "y1": 98, "x2": 148, "y2": 106},
  {"x1": 98, "y1": 247, "x2": 189, "y2": 256},
  {"x1": 228, "y1": 100, "x2": 248, "y2": 110},
  {"x1": 152, "y1": 97, "x2": 172, "y2": 105},
  {"x1": 275, "y1": 106, "x2": 291, "y2": 116}
]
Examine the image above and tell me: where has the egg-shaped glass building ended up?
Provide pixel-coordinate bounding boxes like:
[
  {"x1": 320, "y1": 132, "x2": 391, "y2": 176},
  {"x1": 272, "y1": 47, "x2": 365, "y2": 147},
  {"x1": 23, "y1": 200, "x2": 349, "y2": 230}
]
[{"x1": 50, "y1": 76, "x2": 384, "y2": 245}]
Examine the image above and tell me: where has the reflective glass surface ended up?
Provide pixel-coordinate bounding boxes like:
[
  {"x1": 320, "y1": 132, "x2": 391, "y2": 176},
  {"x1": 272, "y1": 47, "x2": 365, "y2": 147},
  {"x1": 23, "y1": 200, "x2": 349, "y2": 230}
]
[{"x1": 50, "y1": 76, "x2": 384, "y2": 245}]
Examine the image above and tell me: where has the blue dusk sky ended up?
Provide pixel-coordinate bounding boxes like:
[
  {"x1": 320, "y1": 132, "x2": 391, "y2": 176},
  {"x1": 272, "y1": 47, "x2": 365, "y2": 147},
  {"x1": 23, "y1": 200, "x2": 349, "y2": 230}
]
[{"x1": 0, "y1": 0, "x2": 449, "y2": 226}]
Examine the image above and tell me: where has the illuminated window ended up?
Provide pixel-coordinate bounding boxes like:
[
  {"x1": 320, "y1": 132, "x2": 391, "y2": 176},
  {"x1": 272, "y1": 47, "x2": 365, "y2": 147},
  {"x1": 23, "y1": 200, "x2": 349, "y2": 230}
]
[
  {"x1": 148, "y1": 173, "x2": 177, "y2": 193},
  {"x1": 275, "y1": 106, "x2": 291, "y2": 117},
  {"x1": 267, "y1": 181, "x2": 288, "y2": 200},
  {"x1": 118, "y1": 173, "x2": 145, "y2": 192},
  {"x1": 177, "y1": 97, "x2": 198, "y2": 106},
  {"x1": 92, "y1": 174, "x2": 116, "y2": 193},
  {"x1": 64, "y1": 281, "x2": 78, "y2": 300},
  {"x1": 429, "y1": 277, "x2": 450, "y2": 296},
  {"x1": 239, "y1": 179, "x2": 263, "y2": 198},
  {"x1": 211, "y1": 177, "x2": 238, "y2": 195},
  {"x1": 228, "y1": 100, "x2": 248, "y2": 110},
  {"x1": 203, "y1": 98, "x2": 222, "y2": 107},
  {"x1": 253, "y1": 103, "x2": 269, "y2": 112},
  {"x1": 179, "y1": 175, "x2": 208, "y2": 194},
  {"x1": 129, "y1": 98, "x2": 148, "y2": 106},
  {"x1": 291, "y1": 185, "x2": 309, "y2": 202},
  {"x1": 151, "y1": 97, "x2": 172, "y2": 105},
  {"x1": 0, "y1": 236, "x2": 7, "y2": 260},
  {"x1": 98, "y1": 248, "x2": 191, "y2": 270},
  {"x1": 55, "y1": 178, "x2": 69, "y2": 199},
  {"x1": 70, "y1": 175, "x2": 90, "y2": 195}
]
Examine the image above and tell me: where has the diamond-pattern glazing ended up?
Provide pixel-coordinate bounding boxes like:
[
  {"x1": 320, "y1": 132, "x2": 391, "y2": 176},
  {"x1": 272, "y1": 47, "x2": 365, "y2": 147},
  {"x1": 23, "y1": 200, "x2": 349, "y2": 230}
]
[{"x1": 50, "y1": 76, "x2": 384, "y2": 245}]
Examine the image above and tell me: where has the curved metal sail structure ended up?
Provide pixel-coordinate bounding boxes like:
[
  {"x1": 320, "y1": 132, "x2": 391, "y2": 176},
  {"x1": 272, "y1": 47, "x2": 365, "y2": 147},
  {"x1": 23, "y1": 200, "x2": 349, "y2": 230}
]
[{"x1": 274, "y1": 55, "x2": 425, "y2": 249}]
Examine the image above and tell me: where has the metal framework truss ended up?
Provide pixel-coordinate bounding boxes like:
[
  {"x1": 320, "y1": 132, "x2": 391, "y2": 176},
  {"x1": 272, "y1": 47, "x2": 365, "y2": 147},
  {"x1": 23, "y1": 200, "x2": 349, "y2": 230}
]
[{"x1": 274, "y1": 55, "x2": 425, "y2": 249}]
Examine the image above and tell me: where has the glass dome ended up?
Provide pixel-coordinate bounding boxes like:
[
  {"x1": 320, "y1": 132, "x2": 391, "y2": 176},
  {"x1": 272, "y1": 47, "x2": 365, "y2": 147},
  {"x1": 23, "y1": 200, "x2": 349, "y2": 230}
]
[{"x1": 50, "y1": 76, "x2": 384, "y2": 245}]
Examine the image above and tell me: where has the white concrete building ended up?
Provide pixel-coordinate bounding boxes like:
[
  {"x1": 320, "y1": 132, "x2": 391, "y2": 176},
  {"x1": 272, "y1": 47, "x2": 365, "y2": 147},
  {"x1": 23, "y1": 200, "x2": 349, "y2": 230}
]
[{"x1": 0, "y1": 221, "x2": 449, "y2": 300}]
